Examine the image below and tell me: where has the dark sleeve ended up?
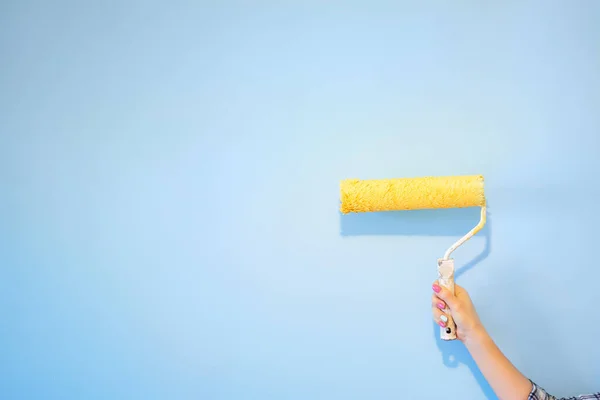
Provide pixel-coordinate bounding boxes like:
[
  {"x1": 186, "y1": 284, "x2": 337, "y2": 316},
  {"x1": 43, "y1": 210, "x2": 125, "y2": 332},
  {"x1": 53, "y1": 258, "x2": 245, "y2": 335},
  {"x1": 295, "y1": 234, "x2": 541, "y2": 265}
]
[{"x1": 528, "y1": 380, "x2": 600, "y2": 400}]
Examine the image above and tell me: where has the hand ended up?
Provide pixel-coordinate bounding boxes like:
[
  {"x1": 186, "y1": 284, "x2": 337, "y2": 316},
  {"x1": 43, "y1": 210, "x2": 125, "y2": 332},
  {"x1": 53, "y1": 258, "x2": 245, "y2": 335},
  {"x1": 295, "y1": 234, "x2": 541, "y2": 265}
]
[
  {"x1": 431, "y1": 282, "x2": 484, "y2": 343},
  {"x1": 432, "y1": 282, "x2": 535, "y2": 399}
]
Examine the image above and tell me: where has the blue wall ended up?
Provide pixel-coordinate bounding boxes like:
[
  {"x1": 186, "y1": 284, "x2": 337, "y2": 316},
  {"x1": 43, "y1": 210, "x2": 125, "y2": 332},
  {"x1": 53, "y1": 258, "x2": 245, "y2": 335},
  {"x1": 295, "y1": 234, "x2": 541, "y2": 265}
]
[{"x1": 2, "y1": 2, "x2": 599, "y2": 399}]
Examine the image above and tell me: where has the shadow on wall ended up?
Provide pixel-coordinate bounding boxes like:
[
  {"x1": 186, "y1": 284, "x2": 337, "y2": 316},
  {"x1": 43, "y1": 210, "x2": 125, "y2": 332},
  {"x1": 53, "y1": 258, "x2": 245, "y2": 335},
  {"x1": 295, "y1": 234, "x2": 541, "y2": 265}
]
[
  {"x1": 340, "y1": 206, "x2": 488, "y2": 237},
  {"x1": 339, "y1": 207, "x2": 496, "y2": 400}
]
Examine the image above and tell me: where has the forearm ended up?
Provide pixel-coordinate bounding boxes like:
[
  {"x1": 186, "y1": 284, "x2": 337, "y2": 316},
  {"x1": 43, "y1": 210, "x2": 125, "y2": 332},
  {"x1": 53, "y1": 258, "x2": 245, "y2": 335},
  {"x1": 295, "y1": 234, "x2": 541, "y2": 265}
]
[{"x1": 464, "y1": 328, "x2": 532, "y2": 400}]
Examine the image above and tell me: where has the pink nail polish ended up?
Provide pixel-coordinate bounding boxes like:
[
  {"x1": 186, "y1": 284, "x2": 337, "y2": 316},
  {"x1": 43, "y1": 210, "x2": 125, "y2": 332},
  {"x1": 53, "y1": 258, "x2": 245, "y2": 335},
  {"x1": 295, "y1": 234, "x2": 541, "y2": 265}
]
[
  {"x1": 432, "y1": 284, "x2": 441, "y2": 293},
  {"x1": 438, "y1": 321, "x2": 446, "y2": 327},
  {"x1": 437, "y1": 302, "x2": 445, "y2": 310}
]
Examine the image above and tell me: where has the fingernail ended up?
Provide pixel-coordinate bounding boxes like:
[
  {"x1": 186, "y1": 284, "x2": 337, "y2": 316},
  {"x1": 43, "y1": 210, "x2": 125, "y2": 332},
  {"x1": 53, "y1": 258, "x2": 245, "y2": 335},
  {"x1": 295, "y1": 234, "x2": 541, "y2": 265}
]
[
  {"x1": 438, "y1": 320, "x2": 446, "y2": 327},
  {"x1": 432, "y1": 284, "x2": 441, "y2": 293},
  {"x1": 440, "y1": 315, "x2": 448, "y2": 323},
  {"x1": 437, "y1": 302, "x2": 445, "y2": 310}
]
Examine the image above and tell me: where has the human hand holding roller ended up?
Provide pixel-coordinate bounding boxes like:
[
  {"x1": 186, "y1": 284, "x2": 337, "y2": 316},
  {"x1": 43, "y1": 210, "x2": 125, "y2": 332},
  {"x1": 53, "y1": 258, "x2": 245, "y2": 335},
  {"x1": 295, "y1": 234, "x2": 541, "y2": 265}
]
[{"x1": 431, "y1": 282, "x2": 483, "y2": 343}]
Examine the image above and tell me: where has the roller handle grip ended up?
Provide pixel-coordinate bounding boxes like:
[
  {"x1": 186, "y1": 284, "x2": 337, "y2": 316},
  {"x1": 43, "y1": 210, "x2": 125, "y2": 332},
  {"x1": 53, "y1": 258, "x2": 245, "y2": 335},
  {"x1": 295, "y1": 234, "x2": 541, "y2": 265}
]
[{"x1": 437, "y1": 259, "x2": 457, "y2": 341}]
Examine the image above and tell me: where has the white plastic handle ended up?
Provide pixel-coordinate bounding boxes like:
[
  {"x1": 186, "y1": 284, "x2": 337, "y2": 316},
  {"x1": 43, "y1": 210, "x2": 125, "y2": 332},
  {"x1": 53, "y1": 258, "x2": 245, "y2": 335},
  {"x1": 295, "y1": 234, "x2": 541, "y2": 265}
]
[{"x1": 437, "y1": 258, "x2": 457, "y2": 340}]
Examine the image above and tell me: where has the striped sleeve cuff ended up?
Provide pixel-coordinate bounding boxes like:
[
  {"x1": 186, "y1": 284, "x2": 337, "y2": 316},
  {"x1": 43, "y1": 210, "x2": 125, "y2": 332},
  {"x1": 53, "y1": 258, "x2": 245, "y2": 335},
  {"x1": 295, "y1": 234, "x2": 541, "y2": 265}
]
[{"x1": 529, "y1": 380, "x2": 555, "y2": 400}]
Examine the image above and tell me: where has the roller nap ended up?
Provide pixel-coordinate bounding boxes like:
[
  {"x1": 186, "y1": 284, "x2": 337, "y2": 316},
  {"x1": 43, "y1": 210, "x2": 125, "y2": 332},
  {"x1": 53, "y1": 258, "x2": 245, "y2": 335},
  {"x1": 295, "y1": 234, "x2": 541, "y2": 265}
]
[{"x1": 340, "y1": 175, "x2": 485, "y2": 214}]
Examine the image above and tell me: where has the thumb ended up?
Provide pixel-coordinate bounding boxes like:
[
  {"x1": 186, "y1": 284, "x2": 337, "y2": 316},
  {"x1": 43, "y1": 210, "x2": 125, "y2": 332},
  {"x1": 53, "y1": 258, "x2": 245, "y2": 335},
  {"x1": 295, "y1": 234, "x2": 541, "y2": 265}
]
[{"x1": 433, "y1": 282, "x2": 459, "y2": 310}]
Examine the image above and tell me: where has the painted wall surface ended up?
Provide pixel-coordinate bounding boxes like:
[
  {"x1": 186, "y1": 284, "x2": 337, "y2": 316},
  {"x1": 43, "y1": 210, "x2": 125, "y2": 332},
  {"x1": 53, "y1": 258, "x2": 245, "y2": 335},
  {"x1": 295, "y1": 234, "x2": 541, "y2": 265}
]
[{"x1": 2, "y1": 2, "x2": 599, "y2": 399}]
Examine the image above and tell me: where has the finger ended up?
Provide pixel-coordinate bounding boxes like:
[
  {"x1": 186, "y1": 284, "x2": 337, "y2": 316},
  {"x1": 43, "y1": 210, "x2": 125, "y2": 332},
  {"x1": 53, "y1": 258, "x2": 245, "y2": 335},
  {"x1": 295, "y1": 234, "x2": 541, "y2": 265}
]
[
  {"x1": 432, "y1": 281, "x2": 459, "y2": 310},
  {"x1": 432, "y1": 307, "x2": 450, "y2": 327},
  {"x1": 431, "y1": 294, "x2": 446, "y2": 310}
]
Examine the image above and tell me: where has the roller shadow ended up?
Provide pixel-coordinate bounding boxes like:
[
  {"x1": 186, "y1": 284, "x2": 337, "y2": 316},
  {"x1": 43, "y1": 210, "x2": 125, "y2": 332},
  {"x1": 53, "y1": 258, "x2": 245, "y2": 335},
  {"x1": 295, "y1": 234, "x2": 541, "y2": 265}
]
[
  {"x1": 340, "y1": 207, "x2": 488, "y2": 237},
  {"x1": 340, "y1": 207, "x2": 495, "y2": 399}
]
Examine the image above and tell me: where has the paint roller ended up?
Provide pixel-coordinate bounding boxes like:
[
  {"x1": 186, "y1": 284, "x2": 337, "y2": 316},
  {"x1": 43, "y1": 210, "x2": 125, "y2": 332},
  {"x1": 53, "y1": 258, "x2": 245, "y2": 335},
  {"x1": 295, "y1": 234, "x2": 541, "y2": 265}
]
[{"x1": 339, "y1": 175, "x2": 486, "y2": 340}]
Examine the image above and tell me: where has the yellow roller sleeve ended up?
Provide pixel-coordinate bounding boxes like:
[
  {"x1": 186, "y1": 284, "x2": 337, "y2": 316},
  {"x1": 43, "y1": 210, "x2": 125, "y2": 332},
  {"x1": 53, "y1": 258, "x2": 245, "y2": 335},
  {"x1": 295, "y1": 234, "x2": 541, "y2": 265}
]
[{"x1": 340, "y1": 175, "x2": 485, "y2": 214}]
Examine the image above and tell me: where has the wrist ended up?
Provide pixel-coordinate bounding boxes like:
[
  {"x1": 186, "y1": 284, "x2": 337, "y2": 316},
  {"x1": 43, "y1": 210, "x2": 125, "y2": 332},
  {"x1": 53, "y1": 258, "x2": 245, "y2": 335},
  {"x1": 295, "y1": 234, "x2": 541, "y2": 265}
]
[{"x1": 462, "y1": 324, "x2": 489, "y2": 348}]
